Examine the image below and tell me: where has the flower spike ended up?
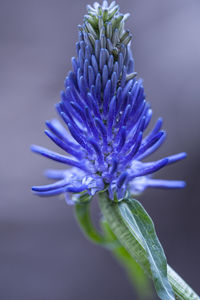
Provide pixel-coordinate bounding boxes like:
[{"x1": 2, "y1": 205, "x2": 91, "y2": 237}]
[{"x1": 32, "y1": 1, "x2": 186, "y2": 203}]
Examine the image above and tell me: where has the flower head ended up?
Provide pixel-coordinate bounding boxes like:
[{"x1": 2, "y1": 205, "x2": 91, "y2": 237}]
[{"x1": 32, "y1": 1, "x2": 186, "y2": 204}]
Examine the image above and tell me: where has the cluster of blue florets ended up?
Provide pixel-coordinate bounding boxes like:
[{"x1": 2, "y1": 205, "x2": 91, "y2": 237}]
[{"x1": 32, "y1": 1, "x2": 186, "y2": 204}]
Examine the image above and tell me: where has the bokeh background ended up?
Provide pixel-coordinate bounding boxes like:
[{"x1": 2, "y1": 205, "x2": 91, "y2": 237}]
[{"x1": 0, "y1": 0, "x2": 200, "y2": 299}]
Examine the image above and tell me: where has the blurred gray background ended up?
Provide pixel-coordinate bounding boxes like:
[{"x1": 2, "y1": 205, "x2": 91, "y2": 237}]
[{"x1": 0, "y1": 0, "x2": 200, "y2": 299}]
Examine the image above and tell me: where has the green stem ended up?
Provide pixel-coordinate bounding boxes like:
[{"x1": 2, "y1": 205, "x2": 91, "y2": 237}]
[
  {"x1": 75, "y1": 201, "x2": 119, "y2": 249},
  {"x1": 75, "y1": 202, "x2": 105, "y2": 245},
  {"x1": 98, "y1": 191, "x2": 199, "y2": 300}
]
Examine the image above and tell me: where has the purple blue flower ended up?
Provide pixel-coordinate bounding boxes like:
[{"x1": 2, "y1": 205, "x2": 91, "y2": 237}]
[{"x1": 31, "y1": 1, "x2": 186, "y2": 204}]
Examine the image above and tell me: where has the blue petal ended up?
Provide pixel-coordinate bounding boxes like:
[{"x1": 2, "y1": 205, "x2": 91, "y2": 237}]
[
  {"x1": 109, "y1": 159, "x2": 118, "y2": 175},
  {"x1": 44, "y1": 169, "x2": 68, "y2": 180},
  {"x1": 135, "y1": 131, "x2": 166, "y2": 159},
  {"x1": 31, "y1": 145, "x2": 88, "y2": 171},
  {"x1": 67, "y1": 121, "x2": 93, "y2": 155},
  {"x1": 137, "y1": 132, "x2": 166, "y2": 160},
  {"x1": 95, "y1": 40, "x2": 100, "y2": 61},
  {"x1": 91, "y1": 54, "x2": 98, "y2": 75},
  {"x1": 123, "y1": 131, "x2": 143, "y2": 164},
  {"x1": 88, "y1": 66, "x2": 95, "y2": 86},
  {"x1": 143, "y1": 118, "x2": 163, "y2": 144},
  {"x1": 33, "y1": 187, "x2": 66, "y2": 197},
  {"x1": 103, "y1": 79, "x2": 112, "y2": 116},
  {"x1": 116, "y1": 126, "x2": 126, "y2": 152},
  {"x1": 95, "y1": 117, "x2": 108, "y2": 150},
  {"x1": 117, "y1": 172, "x2": 128, "y2": 188},
  {"x1": 85, "y1": 106, "x2": 99, "y2": 137},
  {"x1": 45, "y1": 130, "x2": 83, "y2": 159},
  {"x1": 65, "y1": 185, "x2": 88, "y2": 193},
  {"x1": 46, "y1": 119, "x2": 79, "y2": 149},
  {"x1": 130, "y1": 158, "x2": 169, "y2": 178},
  {"x1": 88, "y1": 138, "x2": 104, "y2": 165},
  {"x1": 99, "y1": 48, "x2": 107, "y2": 71},
  {"x1": 107, "y1": 96, "x2": 117, "y2": 139},
  {"x1": 32, "y1": 179, "x2": 68, "y2": 192},
  {"x1": 166, "y1": 152, "x2": 187, "y2": 165},
  {"x1": 146, "y1": 179, "x2": 186, "y2": 189}
]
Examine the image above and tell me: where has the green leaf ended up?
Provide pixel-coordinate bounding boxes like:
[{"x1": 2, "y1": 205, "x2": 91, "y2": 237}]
[
  {"x1": 75, "y1": 200, "x2": 152, "y2": 298},
  {"x1": 101, "y1": 219, "x2": 153, "y2": 299},
  {"x1": 119, "y1": 198, "x2": 175, "y2": 300},
  {"x1": 114, "y1": 246, "x2": 152, "y2": 299},
  {"x1": 98, "y1": 192, "x2": 200, "y2": 300}
]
